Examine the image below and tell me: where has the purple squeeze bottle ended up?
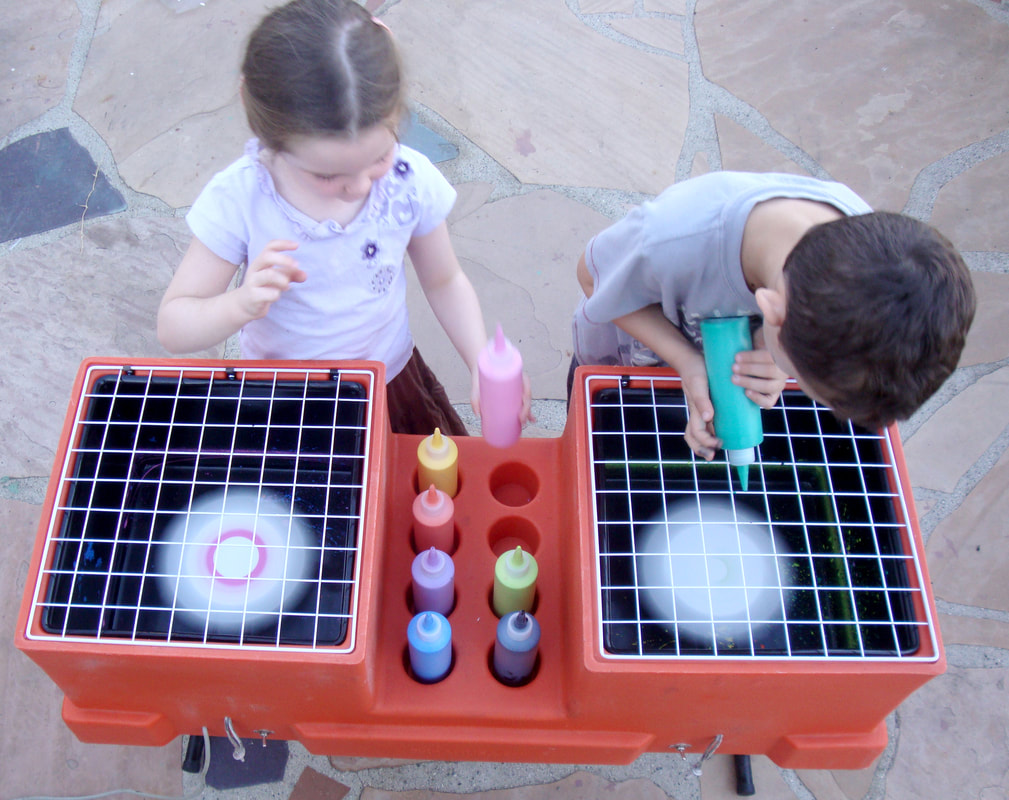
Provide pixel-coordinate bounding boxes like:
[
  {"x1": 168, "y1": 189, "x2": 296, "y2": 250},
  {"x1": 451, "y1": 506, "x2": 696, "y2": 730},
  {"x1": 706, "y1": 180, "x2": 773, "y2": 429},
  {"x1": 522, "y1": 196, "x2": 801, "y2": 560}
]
[
  {"x1": 411, "y1": 547, "x2": 455, "y2": 616},
  {"x1": 477, "y1": 323, "x2": 524, "y2": 448},
  {"x1": 493, "y1": 610, "x2": 541, "y2": 686}
]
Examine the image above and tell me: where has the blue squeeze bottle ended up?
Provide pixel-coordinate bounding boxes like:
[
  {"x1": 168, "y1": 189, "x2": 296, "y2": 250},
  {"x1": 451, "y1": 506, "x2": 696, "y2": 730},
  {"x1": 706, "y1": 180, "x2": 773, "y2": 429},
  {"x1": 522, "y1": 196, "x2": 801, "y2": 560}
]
[
  {"x1": 699, "y1": 316, "x2": 764, "y2": 490},
  {"x1": 407, "y1": 611, "x2": 452, "y2": 683}
]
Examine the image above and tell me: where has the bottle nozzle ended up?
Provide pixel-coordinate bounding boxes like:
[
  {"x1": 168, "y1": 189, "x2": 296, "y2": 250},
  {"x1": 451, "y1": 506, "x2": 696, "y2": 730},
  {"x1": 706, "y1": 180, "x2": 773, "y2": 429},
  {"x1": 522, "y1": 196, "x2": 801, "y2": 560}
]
[
  {"x1": 507, "y1": 546, "x2": 529, "y2": 576},
  {"x1": 415, "y1": 611, "x2": 442, "y2": 642},
  {"x1": 727, "y1": 447, "x2": 755, "y2": 491},
  {"x1": 493, "y1": 323, "x2": 506, "y2": 354},
  {"x1": 506, "y1": 610, "x2": 535, "y2": 641},
  {"x1": 421, "y1": 546, "x2": 444, "y2": 574},
  {"x1": 426, "y1": 428, "x2": 448, "y2": 457},
  {"x1": 422, "y1": 483, "x2": 443, "y2": 511},
  {"x1": 735, "y1": 464, "x2": 750, "y2": 491}
]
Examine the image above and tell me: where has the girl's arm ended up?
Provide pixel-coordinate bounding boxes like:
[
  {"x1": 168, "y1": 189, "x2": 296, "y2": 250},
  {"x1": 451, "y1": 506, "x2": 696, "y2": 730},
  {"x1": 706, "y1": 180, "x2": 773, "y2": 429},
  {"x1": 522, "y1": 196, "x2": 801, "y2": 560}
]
[
  {"x1": 157, "y1": 238, "x2": 304, "y2": 354},
  {"x1": 408, "y1": 222, "x2": 532, "y2": 421}
]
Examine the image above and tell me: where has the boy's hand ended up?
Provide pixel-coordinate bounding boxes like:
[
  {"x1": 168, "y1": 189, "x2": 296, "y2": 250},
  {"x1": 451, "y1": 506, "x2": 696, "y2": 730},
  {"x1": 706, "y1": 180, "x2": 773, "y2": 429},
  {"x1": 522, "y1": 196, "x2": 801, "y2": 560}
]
[
  {"x1": 732, "y1": 328, "x2": 788, "y2": 408},
  {"x1": 681, "y1": 363, "x2": 721, "y2": 461},
  {"x1": 238, "y1": 240, "x2": 306, "y2": 320},
  {"x1": 732, "y1": 349, "x2": 788, "y2": 407}
]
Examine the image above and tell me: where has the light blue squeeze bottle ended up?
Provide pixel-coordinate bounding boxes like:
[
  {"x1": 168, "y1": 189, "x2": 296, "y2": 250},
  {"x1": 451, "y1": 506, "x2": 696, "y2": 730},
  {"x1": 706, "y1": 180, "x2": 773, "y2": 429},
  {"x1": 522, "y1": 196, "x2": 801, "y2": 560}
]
[
  {"x1": 699, "y1": 317, "x2": 764, "y2": 491},
  {"x1": 407, "y1": 611, "x2": 452, "y2": 683}
]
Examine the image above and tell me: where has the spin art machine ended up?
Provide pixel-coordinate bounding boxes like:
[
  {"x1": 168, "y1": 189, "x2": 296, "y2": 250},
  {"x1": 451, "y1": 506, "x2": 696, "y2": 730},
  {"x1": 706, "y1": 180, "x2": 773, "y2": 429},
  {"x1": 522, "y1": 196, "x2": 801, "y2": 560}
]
[{"x1": 16, "y1": 360, "x2": 944, "y2": 768}]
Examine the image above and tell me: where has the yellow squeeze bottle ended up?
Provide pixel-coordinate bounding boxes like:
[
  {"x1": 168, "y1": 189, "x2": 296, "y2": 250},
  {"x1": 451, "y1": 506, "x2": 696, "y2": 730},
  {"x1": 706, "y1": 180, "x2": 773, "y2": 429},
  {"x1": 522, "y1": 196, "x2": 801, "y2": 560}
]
[{"x1": 417, "y1": 428, "x2": 459, "y2": 498}]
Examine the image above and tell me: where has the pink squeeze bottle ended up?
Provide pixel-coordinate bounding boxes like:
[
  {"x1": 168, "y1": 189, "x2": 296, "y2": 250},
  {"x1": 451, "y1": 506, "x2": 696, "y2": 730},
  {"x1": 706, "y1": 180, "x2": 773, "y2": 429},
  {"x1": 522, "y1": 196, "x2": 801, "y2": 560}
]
[{"x1": 478, "y1": 323, "x2": 524, "y2": 448}]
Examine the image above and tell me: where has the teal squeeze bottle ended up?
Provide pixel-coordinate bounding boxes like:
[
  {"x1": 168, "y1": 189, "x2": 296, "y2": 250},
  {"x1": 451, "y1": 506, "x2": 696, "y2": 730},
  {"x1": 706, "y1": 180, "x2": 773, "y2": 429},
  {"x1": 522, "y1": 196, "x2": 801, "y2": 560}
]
[{"x1": 699, "y1": 316, "x2": 764, "y2": 490}]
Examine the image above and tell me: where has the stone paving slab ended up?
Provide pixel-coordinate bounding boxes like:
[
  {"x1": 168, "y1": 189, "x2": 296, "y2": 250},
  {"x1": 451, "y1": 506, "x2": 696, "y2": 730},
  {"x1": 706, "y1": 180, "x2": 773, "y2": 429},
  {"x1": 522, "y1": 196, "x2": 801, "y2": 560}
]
[
  {"x1": 1, "y1": 1, "x2": 79, "y2": 137},
  {"x1": 0, "y1": 128, "x2": 125, "y2": 242},
  {"x1": 75, "y1": 0, "x2": 270, "y2": 208},
  {"x1": 1, "y1": 497, "x2": 181, "y2": 800},
  {"x1": 387, "y1": 0, "x2": 690, "y2": 195},
  {"x1": 0, "y1": 216, "x2": 217, "y2": 477},
  {"x1": 360, "y1": 771, "x2": 673, "y2": 800},
  {"x1": 695, "y1": 0, "x2": 1009, "y2": 213},
  {"x1": 410, "y1": 187, "x2": 609, "y2": 402}
]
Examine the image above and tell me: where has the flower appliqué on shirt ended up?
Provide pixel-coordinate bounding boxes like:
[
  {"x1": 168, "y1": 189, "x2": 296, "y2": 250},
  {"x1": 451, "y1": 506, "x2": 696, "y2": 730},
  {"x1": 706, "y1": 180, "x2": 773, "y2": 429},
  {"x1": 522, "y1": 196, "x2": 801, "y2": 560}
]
[
  {"x1": 393, "y1": 159, "x2": 411, "y2": 178},
  {"x1": 362, "y1": 241, "x2": 379, "y2": 260}
]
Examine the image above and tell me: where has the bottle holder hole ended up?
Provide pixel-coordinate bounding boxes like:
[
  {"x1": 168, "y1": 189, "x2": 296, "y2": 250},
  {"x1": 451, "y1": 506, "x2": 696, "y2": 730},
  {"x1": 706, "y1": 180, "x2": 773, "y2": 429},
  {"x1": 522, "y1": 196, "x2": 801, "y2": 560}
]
[
  {"x1": 487, "y1": 581, "x2": 539, "y2": 618},
  {"x1": 489, "y1": 462, "x2": 539, "y2": 507},
  {"x1": 487, "y1": 517, "x2": 541, "y2": 557},
  {"x1": 402, "y1": 643, "x2": 455, "y2": 685},
  {"x1": 487, "y1": 644, "x2": 541, "y2": 688}
]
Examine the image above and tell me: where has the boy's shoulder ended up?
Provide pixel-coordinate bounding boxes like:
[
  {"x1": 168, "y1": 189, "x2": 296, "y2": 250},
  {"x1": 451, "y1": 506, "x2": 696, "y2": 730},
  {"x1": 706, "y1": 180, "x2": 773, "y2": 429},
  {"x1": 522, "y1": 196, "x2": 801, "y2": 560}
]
[{"x1": 652, "y1": 171, "x2": 871, "y2": 215}]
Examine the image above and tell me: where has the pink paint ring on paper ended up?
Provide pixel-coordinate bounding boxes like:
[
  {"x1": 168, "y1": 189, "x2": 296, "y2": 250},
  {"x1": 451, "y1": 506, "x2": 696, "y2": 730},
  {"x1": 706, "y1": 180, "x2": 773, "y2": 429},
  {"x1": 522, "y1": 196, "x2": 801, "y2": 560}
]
[
  {"x1": 204, "y1": 530, "x2": 270, "y2": 584},
  {"x1": 156, "y1": 488, "x2": 315, "y2": 633}
]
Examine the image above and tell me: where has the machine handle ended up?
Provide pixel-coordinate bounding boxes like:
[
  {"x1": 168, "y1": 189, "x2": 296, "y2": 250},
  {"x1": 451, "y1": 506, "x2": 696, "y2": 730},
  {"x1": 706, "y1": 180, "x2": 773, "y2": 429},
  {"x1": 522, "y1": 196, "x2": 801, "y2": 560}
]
[{"x1": 734, "y1": 754, "x2": 755, "y2": 796}]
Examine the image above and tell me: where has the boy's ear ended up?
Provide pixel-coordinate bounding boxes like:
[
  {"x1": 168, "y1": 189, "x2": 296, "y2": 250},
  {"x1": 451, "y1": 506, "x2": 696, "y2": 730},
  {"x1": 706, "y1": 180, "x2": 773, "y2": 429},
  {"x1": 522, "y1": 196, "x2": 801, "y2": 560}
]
[{"x1": 755, "y1": 287, "x2": 787, "y2": 328}]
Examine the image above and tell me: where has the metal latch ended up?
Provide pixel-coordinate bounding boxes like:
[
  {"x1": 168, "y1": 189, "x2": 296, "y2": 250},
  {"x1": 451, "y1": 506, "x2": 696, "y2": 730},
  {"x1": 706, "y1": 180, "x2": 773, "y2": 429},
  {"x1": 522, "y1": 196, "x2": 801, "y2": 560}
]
[{"x1": 672, "y1": 734, "x2": 724, "y2": 776}]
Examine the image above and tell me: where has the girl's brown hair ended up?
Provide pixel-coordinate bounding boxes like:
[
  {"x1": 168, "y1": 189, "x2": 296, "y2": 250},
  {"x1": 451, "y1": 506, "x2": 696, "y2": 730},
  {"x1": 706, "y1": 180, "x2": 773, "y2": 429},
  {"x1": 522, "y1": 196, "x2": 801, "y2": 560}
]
[{"x1": 241, "y1": 0, "x2": 404, "y2": 152}]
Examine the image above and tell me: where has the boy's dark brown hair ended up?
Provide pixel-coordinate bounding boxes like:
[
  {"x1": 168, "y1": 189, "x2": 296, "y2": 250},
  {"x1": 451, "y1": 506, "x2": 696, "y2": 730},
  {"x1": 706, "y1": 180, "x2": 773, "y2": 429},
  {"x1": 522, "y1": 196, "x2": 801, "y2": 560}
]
[
  {"x1": 240, "y1": 0, "x2": 404, "y2": 152},
  {"x1": 780, "y1": 211, "x2": 975, "y2": 429}
]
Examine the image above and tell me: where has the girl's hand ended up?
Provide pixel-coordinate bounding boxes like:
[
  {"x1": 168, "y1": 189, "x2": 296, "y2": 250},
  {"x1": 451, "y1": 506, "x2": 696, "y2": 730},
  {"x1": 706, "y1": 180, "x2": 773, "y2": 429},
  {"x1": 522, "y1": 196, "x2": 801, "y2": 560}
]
[
  {"x1": 237, "y1": 240, "x2": 306, "y2": 319},
  {"x1": 681, "y1": 363, "x2": 721, "y2": 460},
  {"x1": 470, "y1": 371, "x2": 536, "y2": 426},
  {"x1": 520, "y1": 372, "x2": 534, "y2": 425}
]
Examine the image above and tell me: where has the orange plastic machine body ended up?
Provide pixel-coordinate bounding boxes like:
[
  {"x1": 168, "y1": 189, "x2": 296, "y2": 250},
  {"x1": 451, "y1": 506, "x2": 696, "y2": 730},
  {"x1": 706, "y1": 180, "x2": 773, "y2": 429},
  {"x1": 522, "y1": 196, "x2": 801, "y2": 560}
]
[{"x1": 16, "y1": 361, "x2": 944, "y2": 768}]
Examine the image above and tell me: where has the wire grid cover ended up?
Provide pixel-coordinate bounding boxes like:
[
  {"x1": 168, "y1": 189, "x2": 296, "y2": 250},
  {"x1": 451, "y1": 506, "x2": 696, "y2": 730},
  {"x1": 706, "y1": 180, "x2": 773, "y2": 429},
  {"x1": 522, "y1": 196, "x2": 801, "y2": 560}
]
[
  {"x1": 584, "y1": 375, "x2": 938, "y2": 662},
  {"x1": 26, "y1": 364, "x2": 375, "y2": 652}
]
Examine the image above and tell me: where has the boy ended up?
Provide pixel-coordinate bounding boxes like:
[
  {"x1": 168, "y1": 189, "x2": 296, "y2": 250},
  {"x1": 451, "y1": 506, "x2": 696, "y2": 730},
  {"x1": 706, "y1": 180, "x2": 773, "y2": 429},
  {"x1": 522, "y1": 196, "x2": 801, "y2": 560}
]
[{"x1": 571, "y1": 171, "x2": 976, "y2": 460}]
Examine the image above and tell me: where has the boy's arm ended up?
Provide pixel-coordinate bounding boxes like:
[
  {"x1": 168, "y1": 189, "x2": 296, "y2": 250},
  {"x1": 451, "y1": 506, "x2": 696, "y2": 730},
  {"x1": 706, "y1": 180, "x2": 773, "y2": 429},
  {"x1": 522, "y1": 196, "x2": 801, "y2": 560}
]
[
  {"x1": 408, "y1": 222, "x2": 533, "y2": 421},
  {"x1": 579, "y1": 250, "x2": 718, "y2": 457},
  {"x1": 612, "y1": 304, "x2": 721, "y2": 459},
  {"x1": 157, "y1": 237, "x2": 304, "y2": 354}
]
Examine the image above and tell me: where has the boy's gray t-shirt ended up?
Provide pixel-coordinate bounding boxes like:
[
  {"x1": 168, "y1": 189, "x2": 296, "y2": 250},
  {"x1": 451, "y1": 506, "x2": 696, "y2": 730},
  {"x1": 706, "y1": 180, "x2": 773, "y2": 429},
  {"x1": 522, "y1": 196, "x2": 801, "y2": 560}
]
[{"x1": 572, "y1": 171, "x2": 872, "y2": 366}]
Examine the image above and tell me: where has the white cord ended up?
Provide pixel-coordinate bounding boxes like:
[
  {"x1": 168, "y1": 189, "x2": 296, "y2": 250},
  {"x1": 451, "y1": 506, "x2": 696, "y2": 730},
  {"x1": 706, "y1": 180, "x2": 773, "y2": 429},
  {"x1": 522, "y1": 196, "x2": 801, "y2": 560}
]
[{"x1": 9, "y1": 727, "x2": 210, "y2": 800}]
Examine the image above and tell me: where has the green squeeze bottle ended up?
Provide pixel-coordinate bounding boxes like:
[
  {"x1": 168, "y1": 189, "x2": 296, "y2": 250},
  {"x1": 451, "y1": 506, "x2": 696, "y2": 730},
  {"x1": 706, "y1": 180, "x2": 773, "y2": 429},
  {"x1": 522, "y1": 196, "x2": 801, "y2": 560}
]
[{"x1": 699, "y1": 316, "x2": 764, "y2": 491}]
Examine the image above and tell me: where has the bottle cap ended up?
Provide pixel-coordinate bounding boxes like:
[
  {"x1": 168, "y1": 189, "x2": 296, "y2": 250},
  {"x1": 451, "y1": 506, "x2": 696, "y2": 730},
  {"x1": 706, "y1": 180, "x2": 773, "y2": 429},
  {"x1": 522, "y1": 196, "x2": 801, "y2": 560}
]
[
  {"x1": 425, "y1": 428, "x2": 449, "y2": 457},
  {"x1": 415, "y1": 611, "x2": 443, "y2": 643},
  {"x1": 727, "y1": 447, "x2": 755, "y2": 467},
  {"x1": 481, "y1": 322, "x2": 522, "y2": 370},
  {"x1": 506, "y1": 610, "x2": 535, "y2": 641},
  {"x1": 420, "y1": 484, "x2": 445, "y2": 512},
  {"x1": 490, "y1": 324, "x2": 511, "y2": 361},
  {"x1": 420, "y1": 546, "x2": 445, "y2": 575},
  {"x1": 505, "y1": 546, "x2": 530, "y2": 577}
]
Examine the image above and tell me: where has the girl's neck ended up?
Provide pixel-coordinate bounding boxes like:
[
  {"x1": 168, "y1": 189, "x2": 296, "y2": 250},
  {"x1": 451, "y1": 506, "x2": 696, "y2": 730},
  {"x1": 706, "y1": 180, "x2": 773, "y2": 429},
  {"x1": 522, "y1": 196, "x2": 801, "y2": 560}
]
[{"x1": 261, "y1": 149, "x2": 369, "y2": 228}]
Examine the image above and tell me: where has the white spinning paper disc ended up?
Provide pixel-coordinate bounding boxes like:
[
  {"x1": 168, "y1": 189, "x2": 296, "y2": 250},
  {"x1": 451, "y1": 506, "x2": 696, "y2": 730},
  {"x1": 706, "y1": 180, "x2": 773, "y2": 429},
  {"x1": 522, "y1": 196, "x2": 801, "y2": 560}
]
[
  {"x1": 156, "y1": 487, "x2": 314, "y2": 633},
  {"x1": 636, "y1": 498, "x2": 789, "y2": 641}
]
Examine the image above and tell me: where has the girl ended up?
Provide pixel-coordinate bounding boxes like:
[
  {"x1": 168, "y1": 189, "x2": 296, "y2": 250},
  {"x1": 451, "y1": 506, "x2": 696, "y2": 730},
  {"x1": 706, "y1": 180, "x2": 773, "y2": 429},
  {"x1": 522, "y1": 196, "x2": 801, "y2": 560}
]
[{"x1": 158, "y1": 0, "x2": 529, "y2": 435}]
